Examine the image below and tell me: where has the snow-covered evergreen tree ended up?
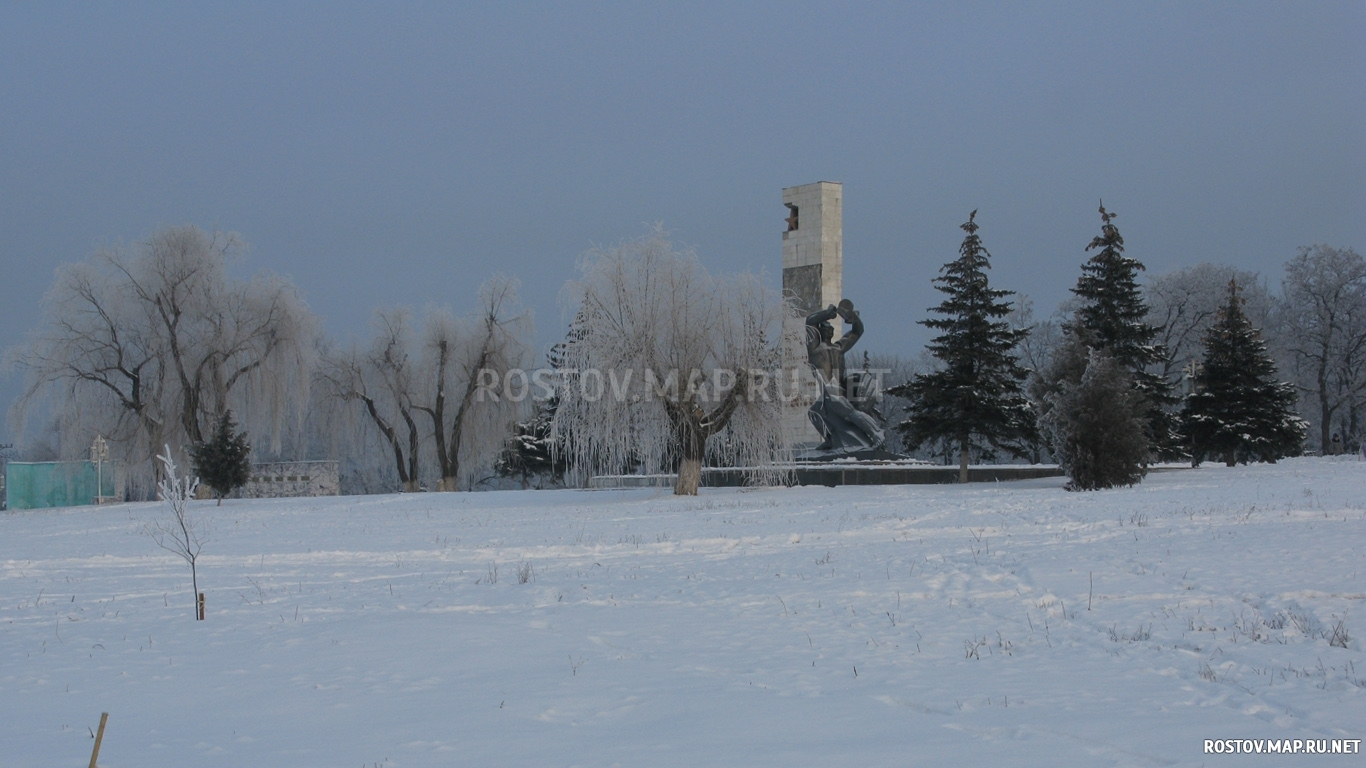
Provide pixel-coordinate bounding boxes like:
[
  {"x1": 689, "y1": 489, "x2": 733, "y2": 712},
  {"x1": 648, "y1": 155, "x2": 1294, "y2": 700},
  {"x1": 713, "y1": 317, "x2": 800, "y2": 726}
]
[
  {"x1": 1182, "y1": 280, "x2": 1305, "y2": 466},
  {"x1": 1070, "y1": 203, "x2": 1179, "y2": 459},
  {"x1": 189, "y1": 410, "x2": 251, "y2": 505},
  {"x1": 495, "y1": 312, "x2": 585, "y2": 488},
  {"x1": 1040, "y1": 347, "x2": 1149, "y2": 490},
  {"x1": 496, "y1": 396, "x2": 564, "y2": 488},
  {"x1": 890, "y1": 211, "x2": 1035, "y2": 481}
]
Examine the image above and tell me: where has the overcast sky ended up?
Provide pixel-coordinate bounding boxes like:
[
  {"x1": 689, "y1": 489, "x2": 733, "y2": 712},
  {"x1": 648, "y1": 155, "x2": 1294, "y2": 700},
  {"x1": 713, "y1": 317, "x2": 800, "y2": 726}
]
[{"x1": 3, "y1": 2, "x2": 1363, "y2": 444}]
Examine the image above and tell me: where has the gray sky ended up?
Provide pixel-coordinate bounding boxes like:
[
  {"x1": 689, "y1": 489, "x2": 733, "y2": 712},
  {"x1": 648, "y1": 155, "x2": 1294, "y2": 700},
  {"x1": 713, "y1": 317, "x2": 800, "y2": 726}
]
[{"x1": 3, "y1": 2, "x2": 1363, "y2": 444}]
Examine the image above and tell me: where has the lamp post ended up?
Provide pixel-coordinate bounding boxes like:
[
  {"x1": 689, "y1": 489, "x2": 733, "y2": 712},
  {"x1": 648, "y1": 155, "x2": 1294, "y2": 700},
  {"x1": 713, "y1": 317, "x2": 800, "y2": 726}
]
[{"x1": 91, "y1": 435, "x2": 108, "y2": 504}]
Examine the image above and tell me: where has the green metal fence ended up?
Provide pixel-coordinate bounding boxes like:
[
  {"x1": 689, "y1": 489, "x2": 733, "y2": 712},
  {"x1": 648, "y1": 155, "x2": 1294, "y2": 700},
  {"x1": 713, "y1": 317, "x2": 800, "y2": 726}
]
[{"x1": 4, "y1": 461, "x2": 115, "y2": 510}]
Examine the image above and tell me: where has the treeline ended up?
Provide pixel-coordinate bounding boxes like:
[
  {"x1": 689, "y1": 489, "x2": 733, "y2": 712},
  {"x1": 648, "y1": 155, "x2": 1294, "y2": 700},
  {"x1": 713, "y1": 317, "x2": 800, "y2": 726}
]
[
  {"x1": 7, "y1": 225, "x2": 534, "y2": 497},
  {"x1": 881, "y1": 205, "x2": 1360, "y2": 488},
  {"x1": 7, "y1": 214, "x2": 1362, "y2": 496}
]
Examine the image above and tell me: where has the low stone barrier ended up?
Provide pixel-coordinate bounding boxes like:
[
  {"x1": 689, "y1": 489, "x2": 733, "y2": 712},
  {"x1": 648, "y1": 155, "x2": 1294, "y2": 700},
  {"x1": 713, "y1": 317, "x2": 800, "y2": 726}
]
[
  {"x1": 240, "y1": 460, "x2": 340, "y2": 498},
  {"x1": 591, "y1": 463, "x2": 1065, "y2": 489}
]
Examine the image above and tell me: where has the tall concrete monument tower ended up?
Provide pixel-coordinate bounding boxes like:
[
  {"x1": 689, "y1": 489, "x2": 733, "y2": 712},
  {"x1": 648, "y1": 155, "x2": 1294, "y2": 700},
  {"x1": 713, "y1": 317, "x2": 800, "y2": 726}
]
[
  {"x1": 782, "y1": 181, "x2": 844, "y2": 447},
  {"x1": 782, "y1": 181, "x2": 843, "y2": 322}
]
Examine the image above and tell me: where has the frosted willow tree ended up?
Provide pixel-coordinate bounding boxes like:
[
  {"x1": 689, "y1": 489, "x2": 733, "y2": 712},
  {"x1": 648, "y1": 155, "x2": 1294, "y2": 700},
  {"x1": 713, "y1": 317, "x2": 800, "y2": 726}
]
[
  {"x1": 9, "y1": 255, "x2": 167, "y2": 468},
  {"x1": 554, "y1": 229, "x2": 788, "y2": 495},
  {"x1": 416, "y1": 276, "x2": 532, "y2": 491},
  {"x1": 319, "y1": 277, "x2": 533, "y2": 492},
  {"x1": 130, "y1": 228, "x2": 315, "y2": 448},
  {"x1": 318, "y1": 309, "x2": 424, "y2": 492},
  {"x1": 9, "y1": 225, "x2": 316, "y2": 493}
]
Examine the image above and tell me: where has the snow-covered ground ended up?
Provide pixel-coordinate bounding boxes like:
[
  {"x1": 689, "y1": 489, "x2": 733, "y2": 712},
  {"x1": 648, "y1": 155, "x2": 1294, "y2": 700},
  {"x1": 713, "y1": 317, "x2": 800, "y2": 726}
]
[{"x1": 3, "y1": 458, "x2": 1363, "y2": 767}]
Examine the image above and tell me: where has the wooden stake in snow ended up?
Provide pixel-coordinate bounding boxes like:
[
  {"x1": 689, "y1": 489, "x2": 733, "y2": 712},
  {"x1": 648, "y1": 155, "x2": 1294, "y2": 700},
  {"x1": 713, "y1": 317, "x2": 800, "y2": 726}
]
[
  {"x1": 198, "y1": 592, "x2": 206, "y2": 621},
  {"x1": 88, "y1": 712, "x2": 108, "y2": 768}
]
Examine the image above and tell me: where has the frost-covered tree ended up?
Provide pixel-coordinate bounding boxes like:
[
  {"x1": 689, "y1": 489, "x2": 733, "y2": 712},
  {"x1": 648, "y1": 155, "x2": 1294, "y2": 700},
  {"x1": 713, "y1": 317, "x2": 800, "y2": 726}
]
[
  {"x1": 1280, "y1": 244, "x2": 1366, "y2": 453},
  {"x1": 554, "y1": 228, "x2": 787, "y2": 495},
  {"x1": 1182, "y1": 280, "x2": 1304, "y2": 466},
  {"x1": 890, "y1": 211, "x2": 1035, "y2": 481},
  {"x1": 415, "y1": 276, "x2": 532, "y2": 491},
  {"x1": 136, "y1": 228, "x2": 315, "y2": 449},
  {"x1": 319, "y1": 278, "x2": 532, "y2": 493},
  {"x1": 1030, "y1": 323, "x2": 1092, "y2": 438},
  {"x1": 1040, "y1": 345, "x2": 1149, "y2": 490},
  {"x1": 1010, "y1": 294, "x2": 1062, "y2": 378},
  {"x1": 1070, "y1": 204, "x2": 1178, "y2": 459},
  {"x1": 1009, "y1": 295, "x2": 1064, "y2": 463},
  {"x1": 9, "y1": 225, "x2": 316, "y2": 494},
  {"x1": 495, "y1": 397, "x2": 564, "y2": 488},
  {"x1": 319, "y1": 309, "x2": 424, "y2": 492},
  {"x1": 190, "y1": 409, "x2": 251, "y2": 505},
  {"x1": 148, "y1": 446, "x2": 205, "y2": 619},
  {"x1": 496, "y1": 317, "x2": 579, "y2": 489},
  {"x1": 10, "y1": 256, "x2": 167, "y2": 467},
  {"x1": 861, "y1": 351, "x2": 920, "y2": 456}
]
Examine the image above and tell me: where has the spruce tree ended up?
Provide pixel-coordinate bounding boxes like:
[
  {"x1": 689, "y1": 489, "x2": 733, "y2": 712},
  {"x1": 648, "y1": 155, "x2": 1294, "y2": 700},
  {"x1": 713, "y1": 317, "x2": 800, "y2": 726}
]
[
  {"x1": 890, "y1": 211, "x2": 1035, "y2": 482},
  {"x1": 495, "y1": 397, "x2": 565, "y2": 488},
  {"x1": 1182, "y1": 280, "x2": 1305, "y2": 466},
  {"x1": 190, "y1": 410, "x2": 251, "y2": 505},
  {"x1": 1070, "y1": 203, "x2": 1180, "y2": 459},
  {"x1": 496, "y1": 316, "x2": 580, "y2": 488},
  {"x1": 1041, "y1": 348, "x2": 1149, "y2": 490}
]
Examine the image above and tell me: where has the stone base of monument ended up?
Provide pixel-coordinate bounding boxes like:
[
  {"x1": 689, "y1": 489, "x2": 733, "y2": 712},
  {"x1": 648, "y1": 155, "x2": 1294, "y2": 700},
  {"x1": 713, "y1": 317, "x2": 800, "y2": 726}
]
[
  {"x1": 589, "y1": 462, "x2": 1065, "y2": 489},
  {"x1": 791, "y1": 446, "x2": 906, "y2": 462}
]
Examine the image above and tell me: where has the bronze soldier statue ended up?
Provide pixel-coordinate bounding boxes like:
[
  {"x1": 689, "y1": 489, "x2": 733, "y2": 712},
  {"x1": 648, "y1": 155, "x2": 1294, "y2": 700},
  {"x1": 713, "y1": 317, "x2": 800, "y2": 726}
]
[{"x1": 805, "y1": 300, "x2": 885, "y2": 453}]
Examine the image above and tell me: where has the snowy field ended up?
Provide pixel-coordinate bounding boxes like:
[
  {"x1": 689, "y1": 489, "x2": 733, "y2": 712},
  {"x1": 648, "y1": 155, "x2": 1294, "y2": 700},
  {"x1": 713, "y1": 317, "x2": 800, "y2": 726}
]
[{"x1": 3, "y1": 458, "x2": 1364, "y2": 767}]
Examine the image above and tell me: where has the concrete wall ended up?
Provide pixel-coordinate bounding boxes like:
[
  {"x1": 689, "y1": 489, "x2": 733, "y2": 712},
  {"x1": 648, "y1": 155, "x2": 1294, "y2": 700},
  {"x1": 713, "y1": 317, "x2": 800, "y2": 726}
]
[{"x1": 240, "y1": 460, "x2": 340, "y2": 498}]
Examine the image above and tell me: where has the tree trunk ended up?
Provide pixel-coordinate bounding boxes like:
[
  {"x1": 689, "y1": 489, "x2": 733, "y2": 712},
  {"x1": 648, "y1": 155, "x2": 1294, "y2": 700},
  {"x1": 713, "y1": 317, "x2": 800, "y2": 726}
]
[
  {"x1": 1318, "y1": 364, "x2": 1333, "y2": 453},
  {"x1": 442, "y1": 341, "x2": 492, "y2": 493},
  {"x1": 360, "y1": 394, "x2": 414, "y2": 492},
  {"x1": 668, "y1": 379, "x2": 746, "y2": 496},
  {"x1": 675, "y1": 457, "x2": 702, "y2": 496},
  {"x1": 674, "y1": 428, "x2": 707, "y2": 496},
  {"x1": 426, "y1": 338, "x2": 452, "y2": 485},
  {"x1": 1223, "y1": 449, "x2": 1237, "y2": 467},
  {"x1": 190, "y1": 558, "x2": 200, "y2": 620},
  {"x1": 958, "y1": 443, "x2": 970, "y2": 484},
  {"x1": 402, "y1": 408, "x2": 421, "y2": 489}
]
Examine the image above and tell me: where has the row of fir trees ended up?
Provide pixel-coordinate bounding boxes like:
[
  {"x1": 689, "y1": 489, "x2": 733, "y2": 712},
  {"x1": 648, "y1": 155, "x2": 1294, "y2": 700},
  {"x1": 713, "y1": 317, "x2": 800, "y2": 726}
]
[{"x1": 893, "y1": 204, "x2": 1305, "y2": 490}]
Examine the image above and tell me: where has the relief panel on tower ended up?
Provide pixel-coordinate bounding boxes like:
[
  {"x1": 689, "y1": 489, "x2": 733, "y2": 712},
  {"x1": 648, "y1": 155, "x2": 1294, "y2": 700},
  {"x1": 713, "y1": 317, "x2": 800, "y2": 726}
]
[{"x1": 783, "y1": 264, "x2": 823, "y2": 316}]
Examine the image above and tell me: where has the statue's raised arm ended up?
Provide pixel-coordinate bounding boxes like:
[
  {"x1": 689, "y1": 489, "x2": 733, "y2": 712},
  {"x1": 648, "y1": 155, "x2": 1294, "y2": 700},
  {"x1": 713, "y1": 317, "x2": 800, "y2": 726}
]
[
  {"x1": 836, "y1": 299, "x2": 863, "y2": 353},
  {"x1": 805, "y1": 305, "x2": 839, "y2": 340}
]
